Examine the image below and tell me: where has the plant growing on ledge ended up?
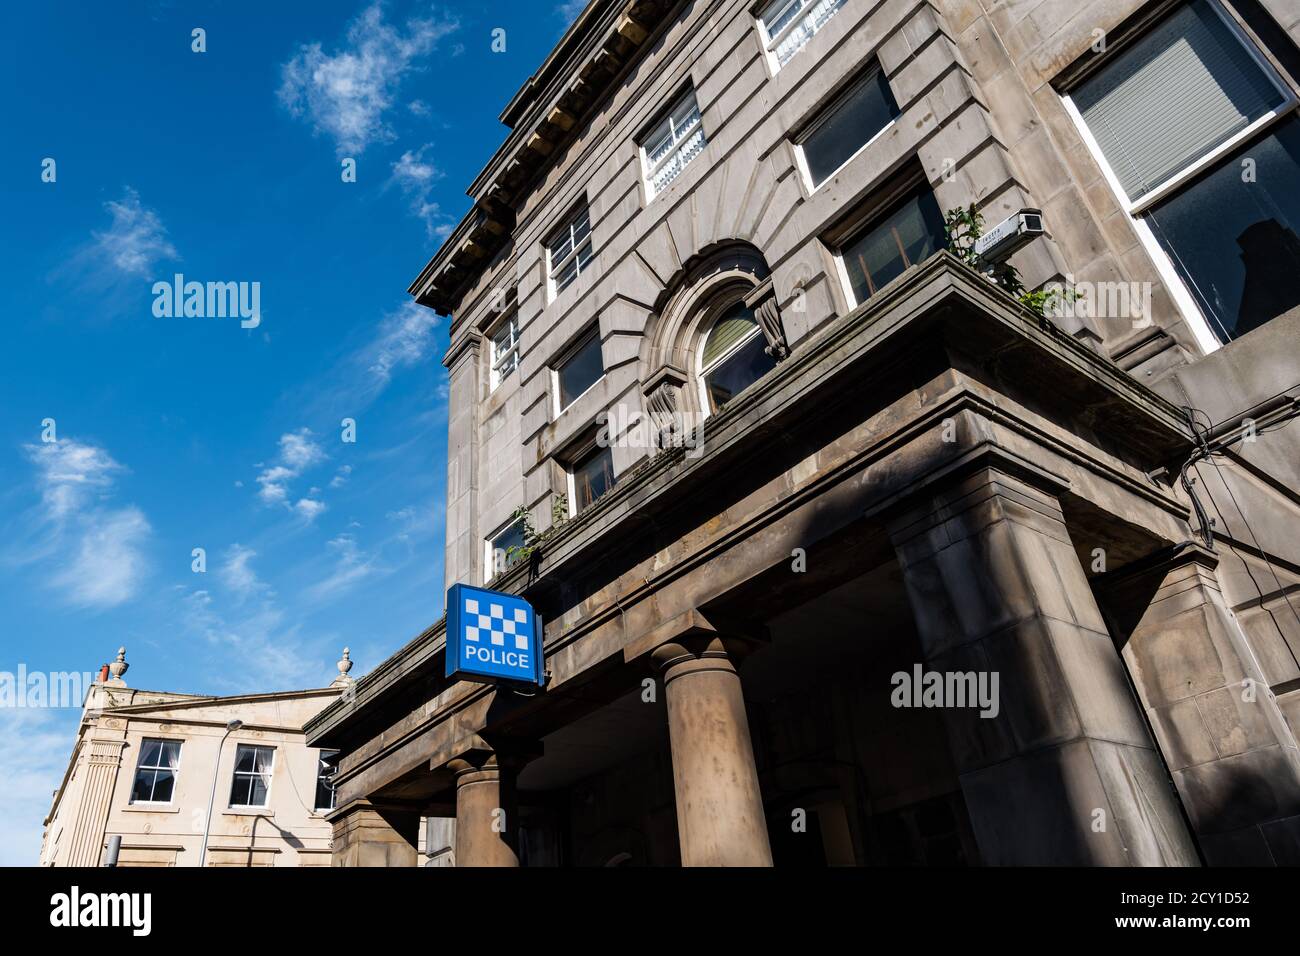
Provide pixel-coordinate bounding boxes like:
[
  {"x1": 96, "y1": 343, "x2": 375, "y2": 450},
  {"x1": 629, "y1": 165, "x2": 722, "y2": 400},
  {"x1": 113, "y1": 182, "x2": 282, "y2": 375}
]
[
  {"x1": 503, "y1": 493, "x2": 570, "y2": 568},
  {"x1": 943, "y1": 204, "x2": 1071, "y2": 319}
]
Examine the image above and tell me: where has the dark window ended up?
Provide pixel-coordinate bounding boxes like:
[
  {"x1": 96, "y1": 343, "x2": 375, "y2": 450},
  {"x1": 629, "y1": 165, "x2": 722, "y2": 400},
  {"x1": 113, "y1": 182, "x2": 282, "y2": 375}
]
[
  {"x1": 701, "y1": 303, "x2": 777, "y2": 412},
  {"x1": 801, "y1": 67, "x2": 899, "y2": 187},
  {"x1": 1146, "y1": 116, "x2": 1300, "y2": 341},
  {"x1": 571, "y1": 444, "x2": 615, "y2": 513},
  {"x1": 556, "y1": 331, "x2": 604, "y2": 409},
  {"x1": 229, "y1": 744, "x2": 274, "y2": 808},
  {"x1": 130, "y1": 738, "x2": 181, "y2": 804},
  {"x1": 315, "y1": 751, "x2": 338, "y2": 812},
  {"x1": 840, "y1": 188, "x2": 947, "y2": 305}
]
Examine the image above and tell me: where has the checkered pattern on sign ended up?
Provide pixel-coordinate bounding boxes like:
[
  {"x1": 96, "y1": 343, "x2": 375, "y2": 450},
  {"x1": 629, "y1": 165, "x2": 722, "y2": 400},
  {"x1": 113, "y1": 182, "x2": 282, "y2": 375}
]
[{"x1": 463, "y1": 597, "x2": 530, "y2": 650}]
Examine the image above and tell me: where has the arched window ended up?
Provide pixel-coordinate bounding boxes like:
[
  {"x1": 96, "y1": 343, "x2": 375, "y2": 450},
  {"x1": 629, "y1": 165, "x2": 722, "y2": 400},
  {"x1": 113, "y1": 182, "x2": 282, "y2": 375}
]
[{"x1": 699, "y1": 301, "x2": 777, "y2": 413}]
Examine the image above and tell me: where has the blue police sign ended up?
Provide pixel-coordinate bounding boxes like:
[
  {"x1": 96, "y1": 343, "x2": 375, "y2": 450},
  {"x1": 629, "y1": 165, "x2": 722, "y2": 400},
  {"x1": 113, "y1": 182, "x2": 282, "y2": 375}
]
[{"x1": 445, "y1": 583, "x2": 544, "y2": 686}]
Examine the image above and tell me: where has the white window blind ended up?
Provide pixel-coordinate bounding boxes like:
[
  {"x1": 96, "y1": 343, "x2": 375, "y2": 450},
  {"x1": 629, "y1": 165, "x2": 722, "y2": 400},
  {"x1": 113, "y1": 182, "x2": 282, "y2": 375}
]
[
  {"x1": 642, "y1": 91, "x2": 706, "y2": 197},
  {"x1": 761, "y1": 0, "x2": 847, "y2": 67},
  {"x1": 1073, "y1": 0, "x2": 1285, "y2": 202}
]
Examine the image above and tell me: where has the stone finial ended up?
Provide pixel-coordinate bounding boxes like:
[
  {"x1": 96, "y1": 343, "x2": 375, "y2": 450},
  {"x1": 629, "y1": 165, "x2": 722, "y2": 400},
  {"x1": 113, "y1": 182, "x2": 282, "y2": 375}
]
[
  {"x1": 106, "y1": 647, "x2": 129, "y2": 686},
  {"x1": 331, "y1": 647, "x2": 355, "y2": 687}
]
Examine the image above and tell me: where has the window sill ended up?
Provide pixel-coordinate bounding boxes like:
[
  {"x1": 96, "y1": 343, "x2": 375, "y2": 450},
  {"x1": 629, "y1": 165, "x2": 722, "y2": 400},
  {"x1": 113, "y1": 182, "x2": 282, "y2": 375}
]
[
  {"x1": 122, "y1": 804, "x2": 181, "y2": 814},
  {"x1": 223, "y1": 807, "x2": 274, "y2": 817}
]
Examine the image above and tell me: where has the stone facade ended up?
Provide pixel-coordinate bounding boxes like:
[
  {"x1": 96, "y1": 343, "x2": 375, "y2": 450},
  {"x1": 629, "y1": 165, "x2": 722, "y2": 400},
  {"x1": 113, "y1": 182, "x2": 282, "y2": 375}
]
[
  {"x1": 40, "y1": 651, "x2": 352, "y2": 867},
  {"x1": 309, "y1": 0, "x2": 1300, "y2": 866}
]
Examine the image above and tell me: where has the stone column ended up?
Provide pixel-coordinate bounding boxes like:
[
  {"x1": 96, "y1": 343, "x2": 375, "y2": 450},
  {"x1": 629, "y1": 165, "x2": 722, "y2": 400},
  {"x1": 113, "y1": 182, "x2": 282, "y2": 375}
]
[
  {"x1": 329, "y1": 799, "x2": 420, "y2": 867},
  {"x1": 448, "y1": 751, "x2": 529, "y2": 867},
  {"x1": 653, "y1": 636, "x2": 773, "y2": 867},
  {"x1": 887, "y1": 464, "x2": 1198, "y2": 866},
  {"x1": 67, "y1": 736, "x2": 126, "y2": 867},
  {"x1": 1096, "y1": 543, "x2": 1300, "y2": 864}
]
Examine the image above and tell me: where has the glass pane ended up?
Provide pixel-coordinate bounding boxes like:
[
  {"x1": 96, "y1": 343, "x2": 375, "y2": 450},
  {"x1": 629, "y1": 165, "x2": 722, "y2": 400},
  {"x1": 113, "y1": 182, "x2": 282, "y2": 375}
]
[
  {"x1": 491, "y1": 521, "x2": 527, "y2": 573},
  {"x1": 705, "y1": 332, "x2": 777, "y2": 412},
  {"x1": 230, "y1": 774, "x2": 252, "y2": 806},
  {"x1": 1074, "y1": 0, "x2": 1285, "y2": 201},
  {"x1": 775, "y1": 0, "x2": 845, "y2": 65},
  {"x1": 558, "y1": 333, "x2": 604, "y2": 408},
  {"x1": 555, "y1": 256, "x2": 579, "y2": 293},
  {"x1": 803, "y1": 68, "x2": 899, "y2": 186},
  {"x1": 702, "y1": 303, "x2": 759, "y2": 368},
  {"x1": 233, "y1": 745, "x2": 256, "y2": 773},
  {"x1": 764, "y1": 0, "x2": 807, "y2": 38},
  {"x1": 132, "y1": 770, "x2": 156, "y2": 803},
  {"x1": 1146, "y1": 116, "x2": 1300, "y2": 341},
  {"x1": 248, "y1": 775, "x2": 269, "y2": 807},
  {"x1": 841, "y1": 189, "x2": 946, "y2": 305},
  {"x1": 160, "y1": 741, "x2": 181, "y2": 768},
  {"x1": 151, "y1": 770, "x2": 175, "y2": 803},
  {"x1": 139, "y1": 739, "x2": 162, "y2": 769},
  {"x1": 573, "y1": 445, "x2": 615, "y2": 512},
  {"x1": 253, "y1": 747, "x2": 273, "y2": 773}
]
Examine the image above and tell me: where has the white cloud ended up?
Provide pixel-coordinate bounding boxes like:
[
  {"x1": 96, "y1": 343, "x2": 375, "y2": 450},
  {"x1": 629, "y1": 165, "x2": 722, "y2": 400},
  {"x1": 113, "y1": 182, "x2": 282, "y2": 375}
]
[
  {"x1": 330, "y1": 465, "x2": 353, "y2": 488},
  {"x1": 367, "y1": 300, "x2": 441, "y2": 387},
  {"x1": 180, "y1": 589, "x2": 323, "y2": 692},
  {"x1": 278, "y1": 3, "x2": 460, "y2": 156},
  {"x1": 21, "y1": 439, "x2": 151, "y2": 609},
  {"x1": 53, "y1": 507, "x2": 150, "y2": 608},
  {"x1": 556, "y1": 0, "x2": 588, "y2": 25},
  {"x1": 390, "y1": 144, "x2": 451, "y2": 238},
  {"x1": 306, "y1": 533, "x2": 376, "y2": 601},
  {"x1": 0, "y1": 709, "x2": 77, "y2": 865},
  {"x1": 253, "y1": 428, "x2": 328, "y2": 520},
  {"x1": 220, "y1": 544, "x2": 270, "y2": 602},
  {"x1": 90, "y1": 187, "x2": 178, "y2": 277}
]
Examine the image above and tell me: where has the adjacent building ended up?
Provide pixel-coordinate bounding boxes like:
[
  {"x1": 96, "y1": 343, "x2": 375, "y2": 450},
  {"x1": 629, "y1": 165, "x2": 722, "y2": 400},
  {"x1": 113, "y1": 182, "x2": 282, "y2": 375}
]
[
  {"x1": 307, "y1": 0, "x2": 1300, "y2": 865},
  {"x1": 41, "y1": 648, "x2": 355, "y2": 867}
]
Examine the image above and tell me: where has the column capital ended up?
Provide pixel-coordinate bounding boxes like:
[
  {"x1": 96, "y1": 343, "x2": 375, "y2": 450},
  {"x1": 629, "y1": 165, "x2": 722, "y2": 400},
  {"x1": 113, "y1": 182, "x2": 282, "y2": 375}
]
[
  {"x1": 624, "y1": 607, "x2": 767, "y2": 668},
  {"x1": 442, "y1": 737, "x2": 542, "y2": 777}
]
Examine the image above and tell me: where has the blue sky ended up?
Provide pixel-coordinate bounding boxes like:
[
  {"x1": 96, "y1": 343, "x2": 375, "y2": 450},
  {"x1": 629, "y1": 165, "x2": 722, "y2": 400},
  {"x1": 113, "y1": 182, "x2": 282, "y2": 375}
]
[{"x1": 0, "y1": 0, "x2": 586, "y2": 865}]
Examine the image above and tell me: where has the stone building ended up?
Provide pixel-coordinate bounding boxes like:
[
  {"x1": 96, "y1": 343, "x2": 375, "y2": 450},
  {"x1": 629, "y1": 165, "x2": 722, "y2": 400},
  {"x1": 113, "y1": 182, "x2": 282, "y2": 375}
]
[
  {"x1": 307, "y1": 0, "x2": 1300, "y2": 865},
  {"x1": 41, "y1": 648, "x2": 356, "y2": 867}
]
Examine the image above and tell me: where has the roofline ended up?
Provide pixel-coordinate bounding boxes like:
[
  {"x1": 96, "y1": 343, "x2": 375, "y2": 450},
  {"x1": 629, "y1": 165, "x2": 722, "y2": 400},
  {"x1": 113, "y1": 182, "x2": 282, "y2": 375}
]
[{"x1": 407, "y1": 0, "x2": 681, "y2": 316}]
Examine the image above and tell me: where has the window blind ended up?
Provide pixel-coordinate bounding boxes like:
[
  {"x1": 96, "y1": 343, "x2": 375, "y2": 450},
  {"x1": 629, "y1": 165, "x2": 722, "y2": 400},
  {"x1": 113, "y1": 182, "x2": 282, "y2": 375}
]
[{"x1": 1074, "y1": 0, "x2": 1284, "y2": 202}]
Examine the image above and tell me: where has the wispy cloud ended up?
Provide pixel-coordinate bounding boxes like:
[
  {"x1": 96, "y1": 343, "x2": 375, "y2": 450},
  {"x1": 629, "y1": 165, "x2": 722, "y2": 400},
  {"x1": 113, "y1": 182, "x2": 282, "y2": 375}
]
[
  {"x1": 219, "y1": 544, "x2": 271, "y2": 603},
  {"x1": 90, "y1": 187, "x2": 178, "y2": 277},
  {"x1": 366, "y1": 300, "x2": 441, "y2": 388},
  {"x1": 19, "y1": 438, "x2": 151, "y2": 609},
  {"x1": 278, "y1": 3, "x2": 460, "y2": 156},
  {"x1": 253, "y1": 428, "x2": 328, "y2": 521},
  {"x1": 306, "y1": 533, "x2": 377, "y2": 601},
  {"x1": 180, "y1": 588, "x2": 323, "y2": 692},
  {"x1": 556, "y1": 0, "x2": 588, "y2": 25},
  {"x1": 390, "y1": 144, "x2": 452, "y2": 238},
  {"x1": 0, "y1": 709, "x2": 76, "y2": 865}
]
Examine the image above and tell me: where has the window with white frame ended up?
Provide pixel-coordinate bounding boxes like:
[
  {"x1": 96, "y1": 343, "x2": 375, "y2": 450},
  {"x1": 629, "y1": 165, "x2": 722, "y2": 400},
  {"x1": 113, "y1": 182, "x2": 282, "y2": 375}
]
[
  {"x1": 568, "y1": 441, "x2": 616, "y2": 514},
  {"x1": 547, "y1": 204, "x2": 594, "y2": 298},
  {"x1": 229, "y1": 744, "x2": 275, "y2": 808},
  {"x1": 489, "y1": 313, "x2": 520, "y2": 391},
  {"x1": 1065, "y1": 0, "x2": 1299, "y2": 344},
  {"x1": 485, "y1": 517, "x2": 527, "y2": 580},
  {"x1": 836, "y1": 186, "x2": 947, "y2": 307},
  {"x1": 698, "y1": 301, "x2": 777, "y2": 414},
  {"x1": 315, "y1": 750, "x2": 338, "y2": 812},
  {"x1": 130, "y1": 738, "x2": 182, "y2": 804},
  {"x1": 797, "y1": 63, "x2": 899, "y2": 189},
  {"x1": 640, "y1": 89, "x2": 707, "y2": 199},
  {"x1": 758, "y1": 0, "x2": 848, "y2": 70},
  {"x1": 553, "y1": 327, "x2": 605, "y2": 412}
]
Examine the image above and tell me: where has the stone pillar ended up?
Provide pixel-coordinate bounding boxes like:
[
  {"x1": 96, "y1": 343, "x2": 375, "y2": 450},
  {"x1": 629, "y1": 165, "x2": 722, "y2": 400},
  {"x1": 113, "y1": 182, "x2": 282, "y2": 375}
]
[
  {"x1": 448, "y1": 751, "x2": 529, "y2": 867},
  {"x1": 67, "y1": 737, "x2": 126, "y2": 867},
  {"x1": 653, "y1": 637, "x2": 773, "y2": 867},
  {"x1": 887, "y1": 464, "x2": 1198, "y2": 866},
  {"x1": 329, "y1": 799, "x2": 420, "y2": 867},
  {"x1": 1097, "y1": 543, "x2": 1300, "y2": 864}
]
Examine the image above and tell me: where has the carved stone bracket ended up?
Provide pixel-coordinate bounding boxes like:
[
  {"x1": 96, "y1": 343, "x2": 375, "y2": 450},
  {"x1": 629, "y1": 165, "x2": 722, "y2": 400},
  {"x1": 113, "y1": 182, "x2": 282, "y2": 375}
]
[
  {"x1": 743, "y1": 277, "x2": 789, "y2": 360},
  {"x1": 644, "y1": 365, "x2": 689, "y2": 446}
]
